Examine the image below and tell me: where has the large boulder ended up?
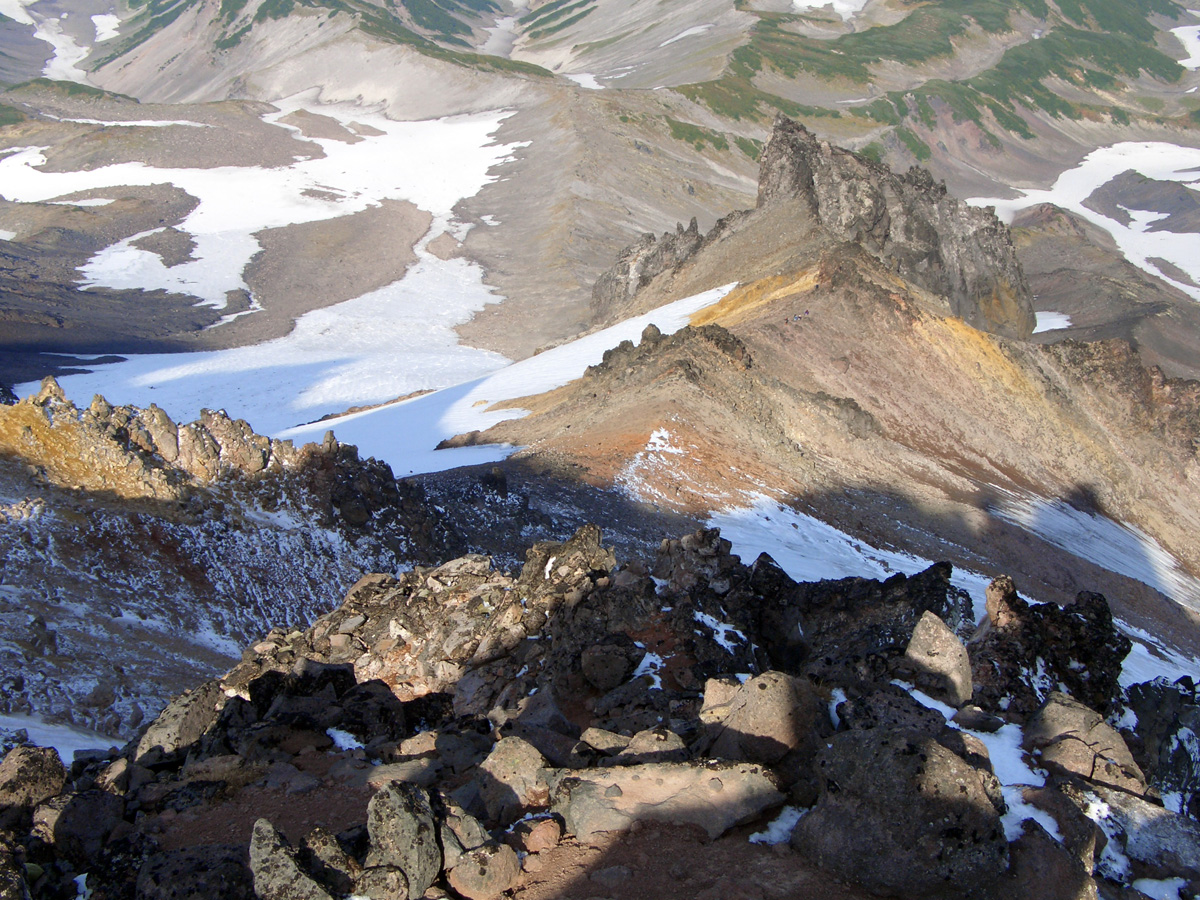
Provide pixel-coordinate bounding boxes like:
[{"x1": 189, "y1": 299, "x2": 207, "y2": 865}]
[
  {"x1": 136, "y1": 845, "x2": 255, "y2": 900},
  {"x1": 705, "y1": 671, "x2": 820, "y2": 765},
  {"x1": 32, "y1": 790, "x2": 125, "y2": 866},
  {"x1": 365, "y1": 782, "x2": 441, "y2": 898},
  {"x1": 1024, "y1": 693, "x2": 1146, "y2": 794},
  {"x1": 979, "y1": 820, "x2": 1098, "y2": 900},
  {"x1": 550, "y1": 761, "x2": 784, "y2": 840},
  {"x1": 135, "y1": 680, "x2": 228, "y2": 766},
  {"x1": 1127, "y1": 677, "x2": 1200, "y2": 819},
  {"x1": 249, "y1": 819, "x2": 334, "y2": 900},
  {"x1": 791, "y1": 726, "x2": 1009, "y2": 897},
  {"x1": 0, "y1": 746, "x2": 66, "y2": 828},
  {"x1": 476, "y1": 736, "x2": 549, "y2": 826},
  {"x1": 898, "y1": 611, "x2": 973, "y2": 707}
]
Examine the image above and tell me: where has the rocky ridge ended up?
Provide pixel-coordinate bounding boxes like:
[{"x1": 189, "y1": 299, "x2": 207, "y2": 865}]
[
  {"x1": 592, "y1": 116, "x2": 1036, "y2": 341},
  {"x1": 0, "y1": 379, "x2": 460, "y2": 737},
  {"x1": 0, "y1": 525, "x2": 1196, "y2": 900}
]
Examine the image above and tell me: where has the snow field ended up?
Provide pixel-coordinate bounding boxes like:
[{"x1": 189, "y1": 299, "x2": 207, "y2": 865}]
[
  {"x1": 280, "y1": 283, "x2": 737, "y2": 474},
  {"x1": 971, "y1": 143, "x2": 1200, "y2": 304},
  {"x1": 1032, "y1": 311, "x2": 1072, "y2": 333},
  {"x1": 15, "y1": 97, "x2": 528, "y2": 433}
]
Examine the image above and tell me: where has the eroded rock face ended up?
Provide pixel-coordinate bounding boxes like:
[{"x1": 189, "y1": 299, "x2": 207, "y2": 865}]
[{"x1": 756, "y1": 116, "x2": 1034, "y2": 339}]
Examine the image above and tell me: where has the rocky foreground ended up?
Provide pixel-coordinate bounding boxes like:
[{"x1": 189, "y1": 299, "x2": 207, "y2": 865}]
[{"x1": 0, "y1": 526, "x2": 1198, "y2": 899}]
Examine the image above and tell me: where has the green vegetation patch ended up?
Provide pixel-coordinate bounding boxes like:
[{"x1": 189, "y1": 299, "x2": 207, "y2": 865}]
[
  {"x1": 528, "y1": 4, "x2": 594, "y2": 38},
  {"x1": 896, "y1": 126, "x2": 932, "y2": 160},
  {"x1": 664, "y1": 116, "x2": 729, "y2": 151},
  {"x1": 0, "y1": 103, "x2": 26, "y2": 126},
  {"x1": 735, "y1": 135, "x2": 763, "y2": 160}
]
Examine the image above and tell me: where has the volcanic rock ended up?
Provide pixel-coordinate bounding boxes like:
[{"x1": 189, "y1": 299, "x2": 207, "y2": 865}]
[
  {"x1": 791, "y1": 726, "x2": 1009, "y2": 897},
  {"x1": 1024, "y1": 693, "x2": 1146, "y2": 793},
  {"x1": 0, "y1": 746, "x2": 66, "y2": 829},
  {"x1": 756, "y1": 116, "x2": 1034, "y2": 339},
  {"x1": 549, "y1": 760, "x2": 784, "y2": 840}
]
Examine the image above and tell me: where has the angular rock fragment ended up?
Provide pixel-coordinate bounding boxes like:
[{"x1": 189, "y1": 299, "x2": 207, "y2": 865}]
[
  {"x1": 249, "y1": 819, "x2": 334, "y2": 900},
  {"x1": 365, "y1": 782, "x2": 441, "y2": 897},
  {"x1": 1025, "y1": 693, "x2": 1146, "y2": 793}
]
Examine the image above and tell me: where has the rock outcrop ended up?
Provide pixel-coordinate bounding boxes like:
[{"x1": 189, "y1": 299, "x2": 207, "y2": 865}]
[
  {"x1": 756, "y1": 116, "x2": 1034, "y2": 339},
  {"x1": 592, "y1": 115, "x2": 1035, "y2": 340},
  {"x1": 0, "y1": 526, "x2": 1186, "y2": 900}
]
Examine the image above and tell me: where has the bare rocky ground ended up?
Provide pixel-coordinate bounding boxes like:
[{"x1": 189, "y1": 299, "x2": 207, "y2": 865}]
[{"x1": 3, "y1": 522, "x2": 1197, "y2": 900}]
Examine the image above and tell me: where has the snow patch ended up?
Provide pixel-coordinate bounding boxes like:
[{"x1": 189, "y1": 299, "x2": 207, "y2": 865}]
[
  {"x1": 1133, "y1": 879, "x2": 1189, "y2": 900},
  {"x1": 792, "y1": 0, "x2": 869, "y2": 20},
  {"x1": 0, "y1": 713, "x2": 112, "y2": 763},
  {"x1": 710, "y1": 495, "x2": 993, "y2": 623},
  {"x1": 565, "y1": 73, "x2": 603, "y2": 89},
  {"x1": 0, "y1": 229, "x2": 16, "y2": 241},
  {"x1": 632, "y1": 652, "x2": 665, "y2": 689},
  {"x1": 92, "y1": 13, "x2": 121, "y2": 41},
  {"x1": 279, "y1": 283, "x2": 735, "y2": 476},
  {"x1": 1032, "y1": 311, "x2": 1072, "y2": 333},
  {"x1": 971, "y1": 142, "x2": 1200, "y2": 303},
  {"x1": 749, "y1": 805, "x2": 807, "y2": 844},
  {"x1": 693, "y1": 610, "x2": 746, "y2": 652},
  {"x1": 1172, "y1": 11, "x2": 1200, "y2": 69},
  {"x1": 990, "y1": 492, "x2": 1200, "y2": 612},
  {"x1": 326, "y1": 727, "x2": 364, "y2": 751},
  {"x1": 36, "y1": 16, "x2": 91, "y2": 83},
  {"x1": 658, "y1": 25, "x2": 713, "y2": 47}
]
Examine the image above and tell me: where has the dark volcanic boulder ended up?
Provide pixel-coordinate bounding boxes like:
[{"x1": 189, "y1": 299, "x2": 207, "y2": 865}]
[
  {"x1": 791, "y1": 726, "x2": 1009, "y2": 897},
  {"x1": 1127, "y1": 677, "x2": 1200, "y2": 820},
  {"x1": 0, "y1": 745, "x2": 66, "y2": 828},
  {"x1": 970, "y1": 577, "x2": 1131, "y2": 718}
]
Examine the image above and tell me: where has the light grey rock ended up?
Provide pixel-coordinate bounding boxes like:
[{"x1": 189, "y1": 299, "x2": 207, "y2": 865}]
[
  {"x1": 550, "y1": 761, "x2": 784, "y2": 840},
  {"x1": 477, "y1": 736, "x2": 549, "y2": 826},
  {"x1": 249, "y1": 819, "x2": 334, "y2": 900},
  {"x1": 365, "y1": 782, "x2": 441, "y2": 897},
  {"x1": 707, "y1": 671, "x2": 819, "y2": 765},
  {"x1": 901, "y1": 610, "x2": 973, "y2": 707},
  {"x1": 1024, "y1": 693, "x2": 1145, "y2": 793},
  {"x1": 0, "y1": 746, "x2": 66, "y2": 828}
]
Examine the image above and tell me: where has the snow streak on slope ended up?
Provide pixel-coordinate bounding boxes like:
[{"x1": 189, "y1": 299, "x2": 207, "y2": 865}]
[
  {"x1": 0, "y1": 714, "x2": 111, "y2": 762},
  {"x1": 14, "y1": 97, "x2": 524, "y2": 433},
  {"x1": 992, "y1": 492, "x2": 1200, "y2": 613},
  {"x1": 971, "y1": 143, "x2": 1200, "y2": 302},
  {"x1": 1173, "y1": 12, "x2": 1200, "y2": 68},
  {"x1": 282, "y1": 284, "x2": 737, "y2": 475},
  {"x1": 709, "y1": 495, "x2": 993, "y2": 622}
]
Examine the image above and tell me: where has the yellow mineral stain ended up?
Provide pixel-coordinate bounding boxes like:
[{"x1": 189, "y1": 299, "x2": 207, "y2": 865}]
[{"x1": 690, "y1": 268, "x2": 820, "y2": 328}]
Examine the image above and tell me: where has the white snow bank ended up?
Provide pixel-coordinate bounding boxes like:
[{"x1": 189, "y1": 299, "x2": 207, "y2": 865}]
[
  {"x1": 91, "y1": 13, "x2": 121, "y2": 41},
  {"x1": 1172, "y1": 11, "x2": 1200, "y2": 69},
  {"x1": 16, "y1": 98, "x2": 527, "y2": 435},
  {"x1": 565, "y1": 73, "x2": 603, "y2": 89},
  {"x1": 792, "y1": 0, "x2": 869, "y2": 20},
  {"x1": 0, "y1": 713, "x2": 113, "y2": 763},
  {"x1": 709, "y1": 494, "x2": 994, "y2": 623},
  {"x1": 0, "y1": 94, "x2": 520, "y2": 310},
  {"x1": 971, "y1": 142, "x2": 1200, "y2": 303},
  {"x1": 749, "y1": 805, "x2": 807, "y2": 844},
  {"x1": 990, "y1": 492, "x2": 1200, "y2": 613},
  {"x1": 1032, "y1": 311, "x2": 1072, "y2": 333},
  {"x1": 36, "y1": 16, "x2": 91, "y2": 83},
  {"x1": 279, "y1": 283, "x2": 736, "y2": 475},
  {"x1": 0, "y1": 0, "x2": 36, "y2": 25}
]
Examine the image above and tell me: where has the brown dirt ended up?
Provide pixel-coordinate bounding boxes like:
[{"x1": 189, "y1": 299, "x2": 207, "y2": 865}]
[
  {"x1": 511, "y1": 822, "x2": 874, "y2": 900},
  {"x1": 151, "y1": 750, "x2": 376, "y2": 850}
]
